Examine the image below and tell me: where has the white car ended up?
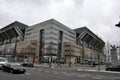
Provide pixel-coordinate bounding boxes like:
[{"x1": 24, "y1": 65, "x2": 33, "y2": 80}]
[{"x1": 0, "y1": 57, "x2": 8, "y2": 69}]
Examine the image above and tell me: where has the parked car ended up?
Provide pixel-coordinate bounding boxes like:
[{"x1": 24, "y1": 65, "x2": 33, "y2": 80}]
[
  {"x1": 0, "y1": 57, "x2": 8, "y2": 69},
  {"x1": 21, "y1": 61, "x2": 34, "y2": 67},
  {"x1": 88, "y1": 61, "x2": 98, "y2": 67},
  {"x1": 105, "y1": 63, "x2": 120, "y2": 71},
  {"x1": 2, "y1": 63, "x2": 26, "y2": 74}
]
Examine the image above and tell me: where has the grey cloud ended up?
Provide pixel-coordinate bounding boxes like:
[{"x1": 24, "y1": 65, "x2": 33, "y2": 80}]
[
  {"x1": 5, "y1": 0, "x2": 50, "y2": 6},
  {"x1": 74, "y1": 0, "x2": 84, "y2": 6},
  {"x1": 0, "y1": 11, "x2": 13, "y2": 27},
  {"x1": 0, "y1": 0, "x2": 120, "y2": 45}
]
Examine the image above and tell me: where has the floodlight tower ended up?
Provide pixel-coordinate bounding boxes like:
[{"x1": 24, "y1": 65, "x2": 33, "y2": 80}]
[{"x1": 115, "y1": 16, "x2": 120, "y2": 27}]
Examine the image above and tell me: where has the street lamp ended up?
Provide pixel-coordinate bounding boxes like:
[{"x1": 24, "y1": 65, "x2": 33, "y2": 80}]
[
  {"x1": 69, "y1": 43, "x2": 71, "y2": 67},
  {"x1": 115, "y1": 21, "x2": 120, "y2": 27},
  {"x1": 97, "y1": 48, "x2": 100, "y2": 71}
]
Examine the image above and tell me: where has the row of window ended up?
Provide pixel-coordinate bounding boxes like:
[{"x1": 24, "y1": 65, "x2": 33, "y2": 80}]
[
  {"x1": 64, "y1": 36, "x2": 75, "y2": 42},
  {"x1": 52, "y1": 25, "x2": 76, "y2": 39},
  {"x1": 53, "y1": 23, "x2": 75, "y2": 36},
  {"x1": 25, "y1": 32, "x2": 32, "y2": 36},
  {"x1": 45, "y1": 31, "x2": 58, "y2": 36},
  {"x1": 65, "y1": 44, "x2": 81, "y2": 49},
  {"x1": 45, "y1": 31, "x2": 75, "y2": 43},
  {"x1": 26, "y1": 28, "x2": 33, "y2": 32},
  {"x1": 25, "y1": 25, "x2": 76, "y2": 42},
  {"x1": 64, "y1": 50, "x2": 81, "y2": 54}
]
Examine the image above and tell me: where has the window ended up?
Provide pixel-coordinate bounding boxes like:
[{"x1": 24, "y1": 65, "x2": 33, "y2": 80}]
[
  {"x1": 25, "y1": 32, "x2": 32, "y2": 36},
  {"x1": 58, "y1": 31, "x2": 63, "y2": 58},
  {"x1": 26, "y1": 28, "x2": 33, "y2": 32},
  {"x1": 39, "y1": 29, "x2": 45, "y2": 56},
  {"x1": 75, "y1": 56, "x2": 81, "y2": 63}
]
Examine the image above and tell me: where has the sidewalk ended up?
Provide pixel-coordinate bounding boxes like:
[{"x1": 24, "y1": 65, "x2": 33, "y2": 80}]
[
  {"x1": 33, "y1": 63, "x2": 120, "y2": 74},
  {"x1": 34, "y1": 63, "x2": 106, "y2": 71}
]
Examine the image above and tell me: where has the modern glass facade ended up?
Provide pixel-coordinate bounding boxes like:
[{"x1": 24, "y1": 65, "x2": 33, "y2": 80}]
[
  {"x1": 57, "y1": 31, "x2": 63, "y2": 59},
  {"x1": 39, "y1": 29, "x2": 45, "y2": 57}
]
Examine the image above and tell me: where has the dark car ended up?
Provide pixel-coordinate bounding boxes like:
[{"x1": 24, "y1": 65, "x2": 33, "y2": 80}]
[
  {"x1": 22, "y1": 61, "x2": 34, "y2": 67},
  {"x1": 88, "y1": 61, "x2": 98, "y2": 67},
  {"x1": 1, "y1": 63, "x2": 26, "y2": 74},
  {"x1": 105, "y1": 64, "x2": 120, "y2": 71},
  {"x1": 0, "y1": 57, "x2": 8, "y2": 69}
]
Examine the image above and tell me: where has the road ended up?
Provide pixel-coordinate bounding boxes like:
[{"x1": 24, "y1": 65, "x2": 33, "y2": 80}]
[{"x1": 0, "y1": 67, "x2": 120, "y2": 80}]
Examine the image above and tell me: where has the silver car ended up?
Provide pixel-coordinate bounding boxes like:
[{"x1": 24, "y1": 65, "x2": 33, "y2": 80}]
[{"x1": 0, "y1": 57, "x2": 8, "y2": 69}]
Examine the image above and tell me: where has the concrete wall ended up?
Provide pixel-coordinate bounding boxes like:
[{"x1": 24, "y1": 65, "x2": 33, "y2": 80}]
[{"x1": 24, "y1": 19, "x2": 76, "y2": 57}]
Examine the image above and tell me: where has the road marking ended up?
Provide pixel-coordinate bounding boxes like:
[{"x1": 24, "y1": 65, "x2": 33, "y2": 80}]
[
  {"x1": 103, "y1": 76, "x2": 119, "y2": 80},
  {"x1": 78, "y1": 69, "x2": 120, "y2": 74},
  {"x1": 31, "y1": 68, "x2": 36, "y2": 70},
  {"x1": 91, "y1": 75, "x2": 105, "y2": 79},
  {"x1": 53, "y1": 71, "x2": 60, "y2": 74},
  {"x1": 44, "y1": 70, "x2": 50, "y2": 73},
  {"x1": 70, "y1": 73, "x2": 78, "y2": 75},
  {"x1": 77, "y1": 69, "x2": 83, "y2": 71},
  {"x1": 60, "y1": 71, "x2": 67, "y2": 74},
  {"x1": 25, "y1": 72, "x2": 31, "y2": 75},
  {"x1": 77, "y1": 75, "x2": 85, "y2": 78},
  {"x1": 38, "y1": 69, "x2": 42, "y2": 71},
  {"x1": 113, "y1": 78, "x2": 120, "y2": 80},
  {"x1": 63, "y1": 73, "x2": 72, "y2": 76},
  {"x1": 101, "y1": 71, "x2": 120, "y2": 74},
  {"x1": 92, "y1": 77, "x2": 103, "y2": 79}
]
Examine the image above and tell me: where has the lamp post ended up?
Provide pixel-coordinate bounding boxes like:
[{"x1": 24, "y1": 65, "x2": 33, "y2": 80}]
[
  {"x1": 115, "y1": 21, "x2": 120, "y2": 27},
  {"x1": 97, "y1": 48, "x2": 100, "y2": 71},
  {"x1": 115, "y1": 21, "x2": 120, "y2": 63},
  {"x1": 81, "y1": 41, "x2": 84, "y2": 66},
  {"x1": 69, "y1": 43, "x2": 71, "y2": 67}
]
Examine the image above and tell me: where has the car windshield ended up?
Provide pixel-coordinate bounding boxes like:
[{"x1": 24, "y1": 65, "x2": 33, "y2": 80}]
[
  {"x1": 112, "y1": 64, "x2": 119, "y2": 67},
  {"x1": 11, "y1": 64, "x2": 21, "y2": 67},
  {"x1": 0, "y1": 59, "x2": 7, "y2": 62}
]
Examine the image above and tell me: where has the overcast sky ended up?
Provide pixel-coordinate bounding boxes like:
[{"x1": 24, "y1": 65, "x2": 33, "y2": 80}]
[{"x1": 0, "y1": 0, "x2": 120, "y2": 45}]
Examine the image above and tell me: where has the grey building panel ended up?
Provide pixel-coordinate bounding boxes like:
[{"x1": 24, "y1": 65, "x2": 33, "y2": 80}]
[
  {"x1": 0, "y1": 21, "x2": 29, "y2": 44},
  {"x1": 25, "y1": 19, "x2": 76, "y2": 57},
  {"x1": 74, "y1": 27, "x2": 105, "y2": 45},
  {"x1": 74, "y1": 27, "x2": 105, "y2": 52}
]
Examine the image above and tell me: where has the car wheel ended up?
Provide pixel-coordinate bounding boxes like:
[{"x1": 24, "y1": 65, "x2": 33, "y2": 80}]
[
  {"x1": 10, "y1": 69, "x2": 14, "y2": 74},
  {"x1": 2, "y1": 67, "x2": 4, "y2": 71},
  {"x1": 106, "y1": 68, "x2": 110, "y2": 71},
  {"x1": 31, "y1": 64, "x2": 33, "y2": 67},
  {"x1": 22, "y1": 71, "x2": 25, "y2": 74},
  {"x1": 26, "y1": 64, "x2": 28, "y2": 67}
]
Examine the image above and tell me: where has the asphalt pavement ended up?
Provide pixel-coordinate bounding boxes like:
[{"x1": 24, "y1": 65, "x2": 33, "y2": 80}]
[
  {"x1": 34, "y1": 63, "x2": 106, "y2": 71},
  {"x1": 0, "y1": 66, "x2": 120, "y2": 80}
]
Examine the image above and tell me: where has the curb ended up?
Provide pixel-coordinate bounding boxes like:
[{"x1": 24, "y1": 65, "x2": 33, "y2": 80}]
[{"x1": 77, "y1": 69, "x2": 120, "y2": 74}]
